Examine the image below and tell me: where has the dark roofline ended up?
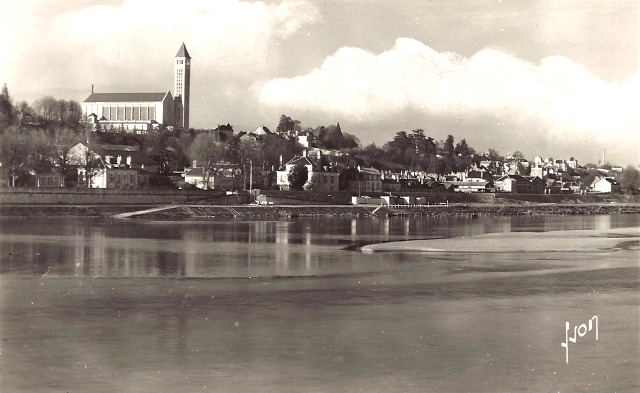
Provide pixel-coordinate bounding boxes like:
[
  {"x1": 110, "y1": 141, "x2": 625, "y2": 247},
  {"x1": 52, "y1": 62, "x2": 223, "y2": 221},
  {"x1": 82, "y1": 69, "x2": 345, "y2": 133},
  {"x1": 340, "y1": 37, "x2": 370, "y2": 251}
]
[{"x1": 83, "y1": 92, "x2": 170, "y2": 103}]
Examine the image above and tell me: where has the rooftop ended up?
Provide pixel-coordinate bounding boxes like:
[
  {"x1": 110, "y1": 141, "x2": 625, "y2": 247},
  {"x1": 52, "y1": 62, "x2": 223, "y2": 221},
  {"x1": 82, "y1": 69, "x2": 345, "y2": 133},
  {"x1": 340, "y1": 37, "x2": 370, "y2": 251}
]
[{"x1": 83, "y1": 92, "x2": 170, "y2": 103}]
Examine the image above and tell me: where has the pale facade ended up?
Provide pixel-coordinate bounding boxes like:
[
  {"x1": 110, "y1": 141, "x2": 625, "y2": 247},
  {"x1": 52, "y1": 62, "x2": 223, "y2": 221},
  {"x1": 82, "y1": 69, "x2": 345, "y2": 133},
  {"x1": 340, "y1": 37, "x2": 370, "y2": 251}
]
[{"x1": 82, "y1": 92, "x2": 175, "y2": 133}]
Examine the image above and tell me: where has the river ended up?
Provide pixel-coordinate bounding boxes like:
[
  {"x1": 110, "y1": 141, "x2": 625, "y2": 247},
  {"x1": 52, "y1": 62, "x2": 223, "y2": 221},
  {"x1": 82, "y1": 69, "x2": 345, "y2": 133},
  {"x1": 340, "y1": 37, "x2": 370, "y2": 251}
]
[{"x1": 1, "y1": 214, "x2": 638, "y2": 392}]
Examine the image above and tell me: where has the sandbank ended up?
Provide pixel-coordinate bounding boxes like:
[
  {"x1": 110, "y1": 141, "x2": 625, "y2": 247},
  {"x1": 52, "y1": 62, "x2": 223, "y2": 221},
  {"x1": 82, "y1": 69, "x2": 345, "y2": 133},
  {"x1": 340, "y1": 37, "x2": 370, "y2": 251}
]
[{"x1": 360, "y1": 227, "x2": 640, "y2": 253}]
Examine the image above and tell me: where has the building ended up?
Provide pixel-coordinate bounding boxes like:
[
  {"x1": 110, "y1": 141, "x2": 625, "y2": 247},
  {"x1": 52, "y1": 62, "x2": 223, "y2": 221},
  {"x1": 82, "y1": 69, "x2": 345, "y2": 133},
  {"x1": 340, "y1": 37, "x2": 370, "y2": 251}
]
[
  {"x1": 445, "y1": 180, "x2": 493, "y2": 193},
  {"x1": 344, "y1": 166, "x2": 382, "y2": 193},
  {"x1": 276, "y1": 150, "x2": 340, "y2": 192},
  {"x1": 183, "y1": 163, "x2": 240, "y2": 190},
  {"x1": 591, "y1": 177, "x2": 621, "y2": 193},
  {"x1": 174, "y1": 43, "x2": 191, "y2": 131},
  {"x1": 82, "y1": 43, "x2": 191, "y2": 133},
  {"x1": 495, "y1": 175, "x2": 544, "y2": 194},
  {"x1": 69, "y1": 143, "x2": 151, "y2": 189}
]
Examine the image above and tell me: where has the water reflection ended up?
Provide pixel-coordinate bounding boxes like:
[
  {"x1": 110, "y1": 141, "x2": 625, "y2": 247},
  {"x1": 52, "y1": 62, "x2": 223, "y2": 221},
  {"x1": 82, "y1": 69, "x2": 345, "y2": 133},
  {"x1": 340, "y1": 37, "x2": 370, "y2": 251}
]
[{"x1": 0, "y1": 214, "x2": 637, "y2": 279}]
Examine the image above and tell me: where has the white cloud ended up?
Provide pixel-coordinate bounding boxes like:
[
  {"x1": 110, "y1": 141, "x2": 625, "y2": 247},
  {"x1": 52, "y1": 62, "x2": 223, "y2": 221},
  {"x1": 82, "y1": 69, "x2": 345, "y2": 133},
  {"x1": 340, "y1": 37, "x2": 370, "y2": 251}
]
[
  {"x1": 258, "y1": 38, "x2": 639, "y2": 148},
  {"x1": 1, "y1": 0, "x2": 320, "y2": 99}
]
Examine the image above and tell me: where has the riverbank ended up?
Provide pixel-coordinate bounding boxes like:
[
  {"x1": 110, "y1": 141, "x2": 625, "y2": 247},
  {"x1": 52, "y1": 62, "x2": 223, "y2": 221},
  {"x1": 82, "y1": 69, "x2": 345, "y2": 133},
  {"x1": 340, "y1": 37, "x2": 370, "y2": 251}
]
[{"x1": 1, "y1": 202, "x2": 639, "y2": 219}]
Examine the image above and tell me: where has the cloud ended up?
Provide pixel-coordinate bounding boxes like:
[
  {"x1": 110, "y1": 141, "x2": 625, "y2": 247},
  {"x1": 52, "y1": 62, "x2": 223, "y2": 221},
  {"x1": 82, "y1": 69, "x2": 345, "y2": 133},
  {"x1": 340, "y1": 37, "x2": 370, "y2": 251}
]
[
  {"x1": 0, "y1": 0, "x2": 321, "y2": 99},
  {"x1": 258, "y1": 38, "x2": 639, "y2": 148}
]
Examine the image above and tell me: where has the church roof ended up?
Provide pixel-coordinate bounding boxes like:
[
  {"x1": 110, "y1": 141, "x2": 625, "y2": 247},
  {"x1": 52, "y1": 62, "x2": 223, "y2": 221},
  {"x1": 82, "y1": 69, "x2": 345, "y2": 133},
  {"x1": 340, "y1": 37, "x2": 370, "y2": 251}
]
[
  {"x1": 83, "y1": 92, "x2": 169, "y2": 103},
  {"x1": 176, "y1": 43, "x2": 191, "y2": 58}
]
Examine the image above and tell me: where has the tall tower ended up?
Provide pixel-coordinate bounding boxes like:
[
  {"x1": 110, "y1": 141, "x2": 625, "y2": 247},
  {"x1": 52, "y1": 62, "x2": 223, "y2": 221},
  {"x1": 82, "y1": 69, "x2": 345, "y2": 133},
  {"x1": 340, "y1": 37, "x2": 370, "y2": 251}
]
[{"x1": 174, "y1": 43, "x2": 191, "y2": 131}]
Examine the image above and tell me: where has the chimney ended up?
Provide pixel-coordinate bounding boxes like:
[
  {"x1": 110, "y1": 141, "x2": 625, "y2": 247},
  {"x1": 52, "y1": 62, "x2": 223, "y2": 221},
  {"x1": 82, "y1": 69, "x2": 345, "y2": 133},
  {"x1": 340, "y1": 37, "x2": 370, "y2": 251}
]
[
  {"x1": 303, "y1": 149, "x2": 307, "y2": 157},
  {"x1": 117, "y1": 155, "x2": 122, "y2": 165},
  {"x1": 192, "y1": 160, "x2": 197, "y2": 168},
  {"x1": 317, "y1": 150, "x2": 321, "y2": 160},
  {"x1": 126, "y1": 156, "x2": 132, "y2": 167},
  {"x1": 279, "y1": 155, "x2": 283, "y2": 167}
]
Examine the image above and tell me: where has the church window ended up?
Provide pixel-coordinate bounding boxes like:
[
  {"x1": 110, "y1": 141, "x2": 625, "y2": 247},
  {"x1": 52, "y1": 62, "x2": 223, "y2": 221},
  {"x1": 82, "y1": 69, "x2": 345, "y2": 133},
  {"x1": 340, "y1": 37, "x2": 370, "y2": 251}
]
[
  {"x1": 102, "y1": 106, "x2": 110, "y2": 120},
  {"x1": 117, "y1": 107, "x2": 124, "y2": 121},
  {"x1": 125, "y1": 107, "x2": 132, "y2": 121},
  {"x1": 141, "y1": 107, "x2": 148, "y2": 121},
  {"x1": 111, "y1": 106, "x2": 117, "y2": 119},
  {"x1": 149, "y1": 106, "x2": 156, "y2": 121},
  {"x1": 133, "y1": 106, "x2": 139, "y2": 120}
]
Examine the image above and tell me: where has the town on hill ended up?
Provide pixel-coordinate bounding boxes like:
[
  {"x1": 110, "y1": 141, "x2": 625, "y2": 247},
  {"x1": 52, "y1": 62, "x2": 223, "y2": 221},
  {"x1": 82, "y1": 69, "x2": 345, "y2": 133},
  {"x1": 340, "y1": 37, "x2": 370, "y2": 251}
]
[{"x1": 0, "y1": 42, "x2": 638, "y2": 198}]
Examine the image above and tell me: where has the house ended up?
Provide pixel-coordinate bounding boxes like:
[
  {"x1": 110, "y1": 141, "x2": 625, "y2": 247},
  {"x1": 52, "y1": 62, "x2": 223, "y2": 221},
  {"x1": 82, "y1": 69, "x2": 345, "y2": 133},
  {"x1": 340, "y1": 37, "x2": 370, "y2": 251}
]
[
  {"x1": 92, "y1": 167, "x2": 149, "y2": 189},
  {"x1": 194, "y1": 124, "x2": 234, "y2": 141},
  {"x1": 591, "y1": 177, "x2": 621, "y2": 193},
  {"x1": 495, "y1": 175, "x2": 544, "y2": 194},
  {"x1": 382, "y1": 178, "x2": 401, "y2": 192},
  {"x1": 81, "y1": 43, "x2": 190, "y2": 133},
  {"x1": 445, "y1": 180, "x2": 493, "y2": 193},
  {"x1": 35, "y1": 171, "x2": 64, "y2": 188},
  {"x1": 70, "y1": 143, "x2": 150, "y2": 189},
  {"x1": 183, "y1": 163, "x2": 240, "y2": 190},
  {"x1": 239, "y1": 125, "x2": 272, "y2": 142},
  {"x1": 276, "y1": 150, "x2": 340, "y2": 192},
  {"x1": 344, "y1": 166, "x2": 382, "y2": 193}
]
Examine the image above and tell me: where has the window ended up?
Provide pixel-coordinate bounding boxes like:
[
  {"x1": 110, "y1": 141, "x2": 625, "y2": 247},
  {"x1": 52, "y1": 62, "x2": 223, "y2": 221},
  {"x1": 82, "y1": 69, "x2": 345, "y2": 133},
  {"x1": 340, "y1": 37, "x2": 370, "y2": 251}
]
[
  {"x1": 117, "y1": 107, "x2": 124, "y2": 121},
  {"x1": 149, "y1": 106, "x2": 155, "y2": 121},
  {"x1": 102, "y1": 106, "x2": 110, "y2": 120},
  {"x1": 133, "y1": 106, "x2": 140, "y2": 120},
  {"x1": 125, "y1": 107, "x2": 132, "y2": 121},
  {"x1": 141, "y1": 107, "x2": 148, "y2": 121}
]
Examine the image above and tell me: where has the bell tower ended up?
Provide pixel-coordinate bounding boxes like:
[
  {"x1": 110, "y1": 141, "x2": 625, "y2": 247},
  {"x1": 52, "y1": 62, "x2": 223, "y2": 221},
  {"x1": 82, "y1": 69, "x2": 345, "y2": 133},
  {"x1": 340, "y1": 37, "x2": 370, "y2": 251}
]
[{"x1": 174, "y1": 43, "x2": 191, "y2": 131}]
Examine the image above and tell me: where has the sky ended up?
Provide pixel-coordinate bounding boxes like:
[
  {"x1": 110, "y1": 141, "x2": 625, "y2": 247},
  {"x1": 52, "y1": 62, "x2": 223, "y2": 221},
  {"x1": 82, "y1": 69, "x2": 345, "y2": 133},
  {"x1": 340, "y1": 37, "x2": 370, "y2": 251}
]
[{"x1": 1, "y1": 0, "x2": 638, "y2": 166}]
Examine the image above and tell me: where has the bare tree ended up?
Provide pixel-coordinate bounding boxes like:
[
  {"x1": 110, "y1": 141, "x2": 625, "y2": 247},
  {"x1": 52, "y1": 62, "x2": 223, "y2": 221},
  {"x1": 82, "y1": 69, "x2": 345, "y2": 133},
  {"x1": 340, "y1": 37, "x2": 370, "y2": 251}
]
[
  {"x1": 0, "y1": 127, "x2": 29, "y2": 186},
  {"x1": 187, "y1": 133, "x2": 225, "y2": 189}
]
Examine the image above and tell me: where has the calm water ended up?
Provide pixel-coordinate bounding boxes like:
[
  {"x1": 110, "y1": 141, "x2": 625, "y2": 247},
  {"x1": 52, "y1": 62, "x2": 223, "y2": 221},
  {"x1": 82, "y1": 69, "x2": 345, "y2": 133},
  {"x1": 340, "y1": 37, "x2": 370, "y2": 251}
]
[{"x1": 0, "y1": 214, "x2": 638, "y2": 392}]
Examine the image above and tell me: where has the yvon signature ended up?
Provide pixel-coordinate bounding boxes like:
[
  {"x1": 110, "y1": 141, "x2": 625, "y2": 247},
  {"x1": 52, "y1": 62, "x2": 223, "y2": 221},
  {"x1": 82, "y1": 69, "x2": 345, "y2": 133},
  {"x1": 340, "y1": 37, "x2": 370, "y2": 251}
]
[{"x1": 561, "y1": 316, "x2": 598, "y2": 363}]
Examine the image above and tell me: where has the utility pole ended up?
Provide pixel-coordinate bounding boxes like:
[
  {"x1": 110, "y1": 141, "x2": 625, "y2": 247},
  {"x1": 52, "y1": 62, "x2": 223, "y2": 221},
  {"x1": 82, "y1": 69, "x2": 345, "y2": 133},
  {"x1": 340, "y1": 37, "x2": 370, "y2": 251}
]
[{"x1": 249, "y1": 160, "x2": 253, "y2": 193}]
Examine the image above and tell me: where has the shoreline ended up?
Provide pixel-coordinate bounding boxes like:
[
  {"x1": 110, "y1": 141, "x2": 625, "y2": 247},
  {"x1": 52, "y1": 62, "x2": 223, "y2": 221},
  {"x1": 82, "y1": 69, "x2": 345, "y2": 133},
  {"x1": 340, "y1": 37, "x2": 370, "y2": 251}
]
[{"x1": 1, "y1": 202, "x2": 639, "y2": 219}]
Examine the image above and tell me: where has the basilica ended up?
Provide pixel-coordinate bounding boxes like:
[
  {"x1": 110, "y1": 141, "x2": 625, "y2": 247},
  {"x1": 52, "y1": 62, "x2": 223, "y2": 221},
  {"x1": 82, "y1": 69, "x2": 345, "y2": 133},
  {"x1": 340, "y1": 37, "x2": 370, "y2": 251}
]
[{"x1": 82, "y1": 43, "x2": 191, "y2": 133}]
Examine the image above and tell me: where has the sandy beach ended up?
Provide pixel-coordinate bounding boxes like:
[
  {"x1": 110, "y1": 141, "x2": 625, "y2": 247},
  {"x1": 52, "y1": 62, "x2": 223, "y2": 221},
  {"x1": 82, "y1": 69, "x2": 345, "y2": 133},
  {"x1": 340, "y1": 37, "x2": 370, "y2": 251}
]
[{"x1": 361, "y1": 227, "x2": 640, "y2": 254}]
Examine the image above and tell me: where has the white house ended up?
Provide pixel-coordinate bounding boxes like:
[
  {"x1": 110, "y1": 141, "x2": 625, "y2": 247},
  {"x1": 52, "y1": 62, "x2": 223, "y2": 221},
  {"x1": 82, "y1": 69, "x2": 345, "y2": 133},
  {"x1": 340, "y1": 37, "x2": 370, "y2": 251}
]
[
  {"x1": 276, "y1": 150, "x2": 340, "y2": 192},
  {"x1": 591, "y1": 177, "x2": 621, "y2": 193}
]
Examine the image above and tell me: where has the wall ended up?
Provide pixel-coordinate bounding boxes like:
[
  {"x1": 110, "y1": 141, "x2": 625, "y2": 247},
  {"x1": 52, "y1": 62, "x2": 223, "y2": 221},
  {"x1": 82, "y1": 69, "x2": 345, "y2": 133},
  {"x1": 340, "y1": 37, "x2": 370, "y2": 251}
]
[{"x1": 0, "y1": 188, "x2": 241, "y2": 205}]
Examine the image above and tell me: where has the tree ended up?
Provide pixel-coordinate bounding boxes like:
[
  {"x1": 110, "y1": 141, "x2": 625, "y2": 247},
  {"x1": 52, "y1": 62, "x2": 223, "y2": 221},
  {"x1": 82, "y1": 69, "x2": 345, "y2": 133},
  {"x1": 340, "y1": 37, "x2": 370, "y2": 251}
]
[
  {"x1": 512, "y1": 150, "x2": 525, "y2": 160},
  {"x1": 27, "y1": 130, "x2": 55, "y2": 187},
  {"x1": 0, "y1": 84, "x2": 15, "y2": 129},
  {"x1": 31, "y1": 96, "x2": 82, "y2": 130},
  {"x1": 486, "y1": 148, "x2": 504, "y2": 162},
  {"x1": 443, "y1": 134, "x2": 455, "y2": 156},
  {"x1": 54, "y1": 128, "x2": 83, "y2": 186},
  {"x1": 454, "y1": 139, "x2": 470, "y2": 156},
  {"x1": 288, "y1": 163, "x2": 308, "y2": 190},
  {"x1": 77, "y1": 132, "x2": 102, "y2": 188},
  {"x1": 384, "y1": 131, "x2": 415, "y2": 166},
  {"x1": 276, "y1": 114, "x2": 301, "y2": 137},
  {"x1": 0, "y1": 127, "x2": 29, "y2": 186},
  {"x1": 619, "y1": 166, "x2": 640, "y2": 194},
  {"x1": 13, "y1": 101, "x2": 32, "y2": 128},
  {"x1": 187, "y1": 133, "x2": 226, "y2": 189}
]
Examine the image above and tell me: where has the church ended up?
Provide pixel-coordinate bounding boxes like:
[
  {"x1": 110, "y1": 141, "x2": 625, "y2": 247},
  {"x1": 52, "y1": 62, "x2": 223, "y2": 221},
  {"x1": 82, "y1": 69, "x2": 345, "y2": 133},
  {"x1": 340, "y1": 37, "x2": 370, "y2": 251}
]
[{"x1": 82, "y1": 43, "x2": 191, "y2": 133}]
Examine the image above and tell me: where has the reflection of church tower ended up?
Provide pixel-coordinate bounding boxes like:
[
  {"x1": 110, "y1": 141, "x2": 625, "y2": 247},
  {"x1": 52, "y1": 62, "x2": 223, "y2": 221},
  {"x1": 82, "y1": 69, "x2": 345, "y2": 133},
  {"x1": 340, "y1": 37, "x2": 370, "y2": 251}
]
[{"x1": 174, "y1": 43, "x2": 191, "y2": 131}]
